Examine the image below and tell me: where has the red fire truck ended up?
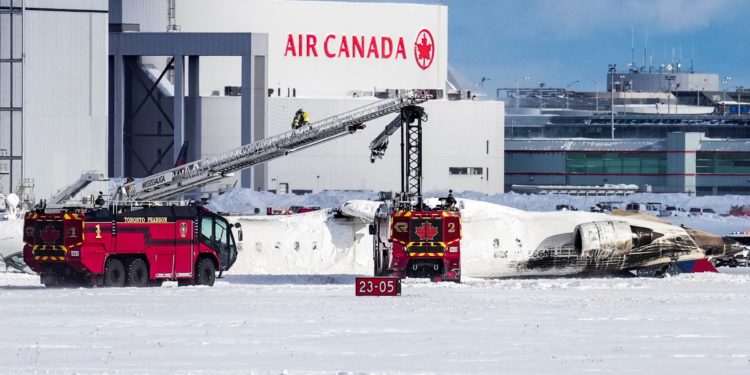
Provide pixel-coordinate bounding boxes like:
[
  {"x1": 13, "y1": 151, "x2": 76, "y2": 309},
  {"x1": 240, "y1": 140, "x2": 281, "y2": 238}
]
[
  {"x1": 368, "y1": 105, "x2": 463, "y2": 282},
  {"x1": 22, "y1": 204, "x2": 240, "y2": 287}
]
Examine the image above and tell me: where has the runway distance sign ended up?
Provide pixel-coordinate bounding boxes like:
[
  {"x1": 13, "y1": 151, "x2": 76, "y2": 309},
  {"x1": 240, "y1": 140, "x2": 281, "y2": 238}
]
[{"x1": 355, "y1": 277, "x2": 401, "y2": 296}]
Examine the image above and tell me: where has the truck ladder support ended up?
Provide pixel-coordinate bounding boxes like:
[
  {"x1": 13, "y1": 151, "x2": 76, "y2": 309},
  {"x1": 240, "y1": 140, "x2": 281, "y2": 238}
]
[{"x1": 403, "y1": 106, "x2": 426, "y2": 208}]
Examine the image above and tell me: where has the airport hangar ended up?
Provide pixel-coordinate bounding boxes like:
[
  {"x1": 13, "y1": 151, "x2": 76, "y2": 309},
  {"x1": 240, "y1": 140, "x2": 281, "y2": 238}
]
[{"x1": 0, "y1": 0, "x2": 504, "y2": 202}]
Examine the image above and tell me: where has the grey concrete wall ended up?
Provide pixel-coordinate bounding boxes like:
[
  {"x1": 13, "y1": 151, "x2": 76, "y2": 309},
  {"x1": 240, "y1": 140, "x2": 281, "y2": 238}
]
[
  {"x1": 199, "y1": 97, "x2": 504, "y2": 194},
  {"x1": 666, "y1": 132, "x2": 702, "y2": 193}
]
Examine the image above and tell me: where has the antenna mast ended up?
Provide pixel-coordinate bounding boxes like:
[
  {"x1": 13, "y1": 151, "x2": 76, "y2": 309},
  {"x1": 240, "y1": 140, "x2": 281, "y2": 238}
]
[
  {"x1": 643, "y1": 27, "x2": 648, "y2": 71},
  {"x1": 630, "y1": 27, "x2": 635, "y2": 71},
  {"x1": 167, "y1": 0, "x2": 180, "y2": 32}
]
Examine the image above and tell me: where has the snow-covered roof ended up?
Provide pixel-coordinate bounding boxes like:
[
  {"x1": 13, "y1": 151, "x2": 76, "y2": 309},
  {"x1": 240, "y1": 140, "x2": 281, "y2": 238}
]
[
  {"x1": 699, "y1": 139, "x2": 750, "y2": 152},
  {"x1": 507, "y1": 139, "x2": 750, "y2": 152},
  {"x1": 506, "y1": 139, "x2": 665, "y2": 152}
]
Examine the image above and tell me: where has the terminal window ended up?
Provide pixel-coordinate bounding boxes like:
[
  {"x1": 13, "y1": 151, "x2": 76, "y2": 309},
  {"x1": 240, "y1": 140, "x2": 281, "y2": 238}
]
[
  {"x1": 449, "y1": 167, "x2": 483, "y2": 175},
  {"x1": 697, "y1": 152, "x2": 750, "y2": 174},
  {"x1": 566, "y1": 152, "x2": 666, "y2": 174}
]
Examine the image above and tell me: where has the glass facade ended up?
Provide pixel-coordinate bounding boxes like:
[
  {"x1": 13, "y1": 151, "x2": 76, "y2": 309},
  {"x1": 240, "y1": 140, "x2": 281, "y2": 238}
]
[
  {"x1": 696, "y1": 152, "x2": 750, "y2": 174},
  {"x1": 566, "y1": 152, "x2": 666, "y2": 174}
]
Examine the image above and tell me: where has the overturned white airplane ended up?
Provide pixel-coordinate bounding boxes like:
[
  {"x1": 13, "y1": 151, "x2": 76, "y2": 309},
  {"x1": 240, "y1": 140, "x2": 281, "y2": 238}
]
[
  {"x1": 225, "y1": 198, "x2": 742, "y2": 278},
  {"x1": 0, "y1": 218, "x2": 32, "y2": 274}
]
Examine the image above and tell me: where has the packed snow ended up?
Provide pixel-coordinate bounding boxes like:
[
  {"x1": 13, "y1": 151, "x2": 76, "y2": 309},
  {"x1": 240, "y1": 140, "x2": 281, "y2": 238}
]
[
  {"x1": 2, "y1": 271, "x2": 750, "y2": 374},
  {"x1": 1, "y1": 190, "x2": 750, "y2": 373}
]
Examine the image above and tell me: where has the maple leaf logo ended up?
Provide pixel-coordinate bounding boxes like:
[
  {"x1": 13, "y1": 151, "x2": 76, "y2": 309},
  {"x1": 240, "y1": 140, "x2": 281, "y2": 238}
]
[
  {"x1": 416, "y1": 36, "x2": 432, "y2": 61},
  {"x1": 414, "y1": 29, "x2": 434, "y2": 70},
  {"x1": 415, "y1": 222, "x2": 439, "y2": 241},
  {"x1": 40, "y1": 224, "x2": 60, "y2": 244}
]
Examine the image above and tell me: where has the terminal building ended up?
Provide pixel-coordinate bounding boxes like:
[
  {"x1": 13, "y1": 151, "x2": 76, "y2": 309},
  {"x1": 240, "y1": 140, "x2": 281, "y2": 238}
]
[
  {"x1": 501, "y1": 66, "x2": 750, "y2": 195},
  {"x1": 0, "y1": 0, "x2": 504, "y2": 201}
]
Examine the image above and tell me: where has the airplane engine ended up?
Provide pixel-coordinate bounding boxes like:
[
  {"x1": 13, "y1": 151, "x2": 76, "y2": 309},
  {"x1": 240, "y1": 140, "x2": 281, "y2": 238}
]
[{"x1": 574, "y1": 221, "x2": 639, "y2": 259}]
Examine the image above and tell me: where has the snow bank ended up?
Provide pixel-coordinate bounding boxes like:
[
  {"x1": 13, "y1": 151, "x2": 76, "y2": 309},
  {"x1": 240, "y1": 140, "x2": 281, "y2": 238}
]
[
  {"x1": 208, "y1": 189, "x2": 377, "y2": 214},
  {"x1": 212, "y1": 188, "x2": 749, "y2": 235}
]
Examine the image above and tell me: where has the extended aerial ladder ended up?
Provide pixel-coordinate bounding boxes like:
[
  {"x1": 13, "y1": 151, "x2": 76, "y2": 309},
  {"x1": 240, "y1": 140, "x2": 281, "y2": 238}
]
[{"x1": 47, "y1": 91, "x2": 429, "y2": 206}]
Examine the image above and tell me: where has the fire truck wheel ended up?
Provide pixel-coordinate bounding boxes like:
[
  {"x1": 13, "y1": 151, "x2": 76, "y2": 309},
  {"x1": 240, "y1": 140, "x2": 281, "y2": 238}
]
[
  {"x1": 373, "y1": 249, "x2": 386, "y2": 276},
  {"x1": 41, "y1": 273, "x2": 58, "y2": 288},
  {"x1": 104, "y1": 258, "x2": 126, "y2": 287},
  {"x1": 195, "y1": 258, "x2": 216, "y2": 286},
  {"x1": 126, "y1": 258, "x2": 149, "y2": 287}
]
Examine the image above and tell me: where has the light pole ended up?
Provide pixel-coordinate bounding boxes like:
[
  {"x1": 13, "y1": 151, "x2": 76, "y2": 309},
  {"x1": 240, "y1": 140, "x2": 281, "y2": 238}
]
[
  {"x1": 538, "y1": 81, "x2": 545, "y2": 111},
  {"x1": 736, "y1": 86, "x2": 744, "y2": 115},
  {"x1": 723, "y1": 76, "x2": 732, "y2": 115},
  {"x1": 721, "y1": 80, "x2": 727, "y2": 115},
  {"x1": 566, "y1": 80, "x2": 579, "y2": 109},
  {"x1": 595, "y1": 81, "x2": 599, "y2": 113},
  {"x1": 665, "y1": 75, "x2": 676, "y2": 115},
  {"x1": 609, "y1": 64, "x2": 616, "y2": 139}
]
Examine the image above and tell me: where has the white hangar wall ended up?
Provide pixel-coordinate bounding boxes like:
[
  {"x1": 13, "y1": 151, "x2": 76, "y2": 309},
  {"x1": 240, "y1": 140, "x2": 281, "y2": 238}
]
[
  {"x1": 130, "y1": 0, "x2": 449, "y2": 97},
  {"x1": 200, "y1": 97, "x2": 505, "y2": 195}
]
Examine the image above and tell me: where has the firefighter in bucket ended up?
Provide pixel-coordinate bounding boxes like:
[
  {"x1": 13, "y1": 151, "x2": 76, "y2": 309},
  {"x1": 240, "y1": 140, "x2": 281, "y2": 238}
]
[{"x1": 291, "y1": 109, "x2": 310, "y2": 130}]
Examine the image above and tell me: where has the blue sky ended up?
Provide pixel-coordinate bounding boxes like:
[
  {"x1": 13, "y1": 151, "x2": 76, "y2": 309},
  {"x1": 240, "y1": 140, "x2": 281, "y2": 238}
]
[{"x1": 343, "y1": 0, "x2": 748, "y2": 93}]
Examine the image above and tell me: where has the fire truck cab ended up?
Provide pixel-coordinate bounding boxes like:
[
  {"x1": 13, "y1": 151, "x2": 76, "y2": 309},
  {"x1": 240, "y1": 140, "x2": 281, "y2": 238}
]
[
  {"x1": 367, "y1": 104, "x2": 463, "y2": 282},
  {"x1": 22, "y1": 205, "x2": 239, "y2": 287}
]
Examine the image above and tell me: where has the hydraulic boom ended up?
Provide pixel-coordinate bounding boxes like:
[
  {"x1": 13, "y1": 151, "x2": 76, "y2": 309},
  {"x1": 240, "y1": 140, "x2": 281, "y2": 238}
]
[{"x1": 118, "y1": 91, "x2": 429, "y2": 201}]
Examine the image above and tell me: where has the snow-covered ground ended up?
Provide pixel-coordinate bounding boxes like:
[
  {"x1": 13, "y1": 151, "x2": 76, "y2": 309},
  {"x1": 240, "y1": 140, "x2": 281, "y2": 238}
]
[
  {"x1": 1, "y1": 191, "x2": 750, "y2": 373},
  {"x1": 2, "y1": 270, "x2": 750, "y2": 374}
]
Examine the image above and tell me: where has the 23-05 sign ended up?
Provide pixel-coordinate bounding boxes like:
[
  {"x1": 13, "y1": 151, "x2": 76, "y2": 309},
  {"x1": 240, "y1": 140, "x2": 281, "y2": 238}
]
[{"x1": 355, "y1": 277, "x2": 401, "y2": 296}]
